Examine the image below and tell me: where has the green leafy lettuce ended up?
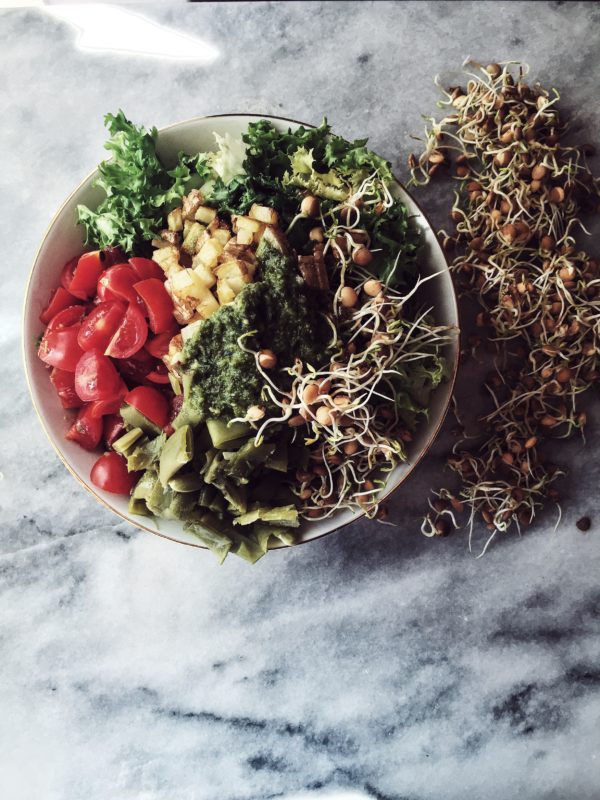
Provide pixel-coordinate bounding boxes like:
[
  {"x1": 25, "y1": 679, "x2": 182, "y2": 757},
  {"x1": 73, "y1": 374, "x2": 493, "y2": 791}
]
[{"x1": 77, "y1": 111, "x2": 212, "y2": 252}]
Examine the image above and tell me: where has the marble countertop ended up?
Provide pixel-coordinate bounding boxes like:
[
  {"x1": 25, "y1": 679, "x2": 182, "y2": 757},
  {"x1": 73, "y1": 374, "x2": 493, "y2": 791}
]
[{"x1": 2, "y1": 2, "x2": 600, "y2": 798}]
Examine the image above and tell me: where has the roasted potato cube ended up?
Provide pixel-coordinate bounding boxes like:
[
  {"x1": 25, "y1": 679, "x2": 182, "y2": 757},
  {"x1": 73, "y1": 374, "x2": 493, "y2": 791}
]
[
  {"x1": 160, "y1": 229, "x2": 181, "y2": 245},
  {"x1": 216, "y1": 261, "x2": 251, "y2": 295},
  {"x1": 249, "y1": 204, "x2": 279, "y2": 226},
  {"x1": 182, "y1": 189, "x2": 204, "y2": 220},
  {"x1": 197, "y1": 290, "x2": 220, "y2": 319},
  {"x1": 152, "y1": 246, "x2": 181, "y2": 273},
  {"x1": 164, "y1": 280, "x2": 198, "y2": 325},
  {"x1": 236, "y1": 228, "x2": 253, "y2": 246},
  {"x1": 194, "y1": 206, "x2": 218, "y2": 225},
  {"x1": 196, "y1": 238, "x2": 223, "y2": 269},
  {"x1": 182, "y1": 222, "x2": 205, "y2": 255},
  {"x1": 212, "y1": 227, "x2": 232, "y2": 246},
  {"x1": 170, "y1": 268, "x2": 204, "y2": 299},
  {"x1": 191, "y1": 255, "x2": 217, "y2": 288},
  {"x1": 167, "y1": 208, "x2": 184, "y2": 232},
  {"x1": 232, "y1": 215, "x2": 262, "y2": 234},
  {"x1": 216, "y1": 280, "x2": 236, "y2": 305}
]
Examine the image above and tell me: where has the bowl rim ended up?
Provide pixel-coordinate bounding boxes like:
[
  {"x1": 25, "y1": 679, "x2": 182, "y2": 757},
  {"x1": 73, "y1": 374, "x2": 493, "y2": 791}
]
[{"x1": 22, "y1": 111, "x2": 460, "y2": 551}]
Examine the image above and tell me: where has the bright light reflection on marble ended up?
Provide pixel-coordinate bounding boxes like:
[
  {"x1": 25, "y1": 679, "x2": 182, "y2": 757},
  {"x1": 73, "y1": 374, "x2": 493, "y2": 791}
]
[{"x1": 46, "y1": 4, "x2": 219, "y2": 62}]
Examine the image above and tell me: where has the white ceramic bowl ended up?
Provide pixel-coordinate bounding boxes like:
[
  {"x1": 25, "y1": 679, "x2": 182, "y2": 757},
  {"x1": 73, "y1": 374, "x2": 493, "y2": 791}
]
[{"x1": 23, "y1": 114, "x2": 459, "y2": 550}]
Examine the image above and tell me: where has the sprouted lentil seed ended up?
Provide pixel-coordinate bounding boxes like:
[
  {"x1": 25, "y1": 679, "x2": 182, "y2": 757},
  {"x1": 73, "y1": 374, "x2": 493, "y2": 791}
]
[{"x1": 410, "y1": 58, "x2": 600, "y2": 553}]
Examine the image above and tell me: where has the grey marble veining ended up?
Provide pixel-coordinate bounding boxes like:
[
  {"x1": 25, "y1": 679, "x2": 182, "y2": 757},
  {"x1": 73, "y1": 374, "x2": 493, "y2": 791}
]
[{"x1": 1, "y1": 2, "x2": 600, "y2": 799}]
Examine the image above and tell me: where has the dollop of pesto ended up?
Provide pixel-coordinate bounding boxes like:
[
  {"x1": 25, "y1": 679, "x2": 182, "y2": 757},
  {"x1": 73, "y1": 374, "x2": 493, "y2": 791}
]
[{"x1": 181, "y1": 232, "x2": 329, "y2": 420}]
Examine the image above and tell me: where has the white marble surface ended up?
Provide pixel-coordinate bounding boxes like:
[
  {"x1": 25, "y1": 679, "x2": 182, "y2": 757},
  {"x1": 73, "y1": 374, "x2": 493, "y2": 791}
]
[{"x1": 2, "y1": 2, "x2": 600, "y2": 798}]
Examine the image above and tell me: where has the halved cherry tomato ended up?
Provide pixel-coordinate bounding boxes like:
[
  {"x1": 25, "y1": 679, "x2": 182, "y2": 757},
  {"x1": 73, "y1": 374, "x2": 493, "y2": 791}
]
[
  {"x1": 77, "y1": 301, "x2": 126, "y2": 352},
  {"x1": 88, "y1": 380, "x2": 127, "y2": 418},
  {"x1": 38, "y1": 326, "x2": 84, "y2": 371},
  {"x1": 50, "y1": 367, "x2": 83, "y2": 408},
  {"x1": 101, "y1": 246, "x2": 127, "y2": 268},
  {"x1": 46, "y1": 304, "x2": 88, "y2": 332},
  {"x1": 60, "y1": 255, "x2": 80, "y2": 292},
  {"x1": 134, "y1": 278, "x2": 174, "y2": 334},
  {"x1": 105, "y1": 302, "x2": 148, "y2": 359},
  {"x1": 97, "y1": 264, "x2": 141, "y2": 305},
  {"x1": 146, "y1": 364, "x2": 171, "y2": 384},
  {"x1": 124, "y1": 386, "x2": 169, "y2": 428},
  {"x1": 40, "y1": 287, "x2": 82, "y2": 325},
  {"x1": 74, "y1": 350, "x2": 123, "y2": 402},
  {"x1": 69, "y1": 251, "x2": 104, "y2": 300},
  {"x1": 103, "y1": 414, "x2": 125, "y2": 448},
  {"x1": 129, "y1": 257, "x2": 164, "y2": 281},
  {"x1": 66, "y1": 404, "x2": 103, "y2": 451},
  {"x1": 91, "y1": 452, "x2": 139, "y2": 494},
  {"x1": 115, "y1": 347, "x2": 156, "y2": 386},
  {"x1": 146, "y1": 331, "x2": 174, "y2": 360}
]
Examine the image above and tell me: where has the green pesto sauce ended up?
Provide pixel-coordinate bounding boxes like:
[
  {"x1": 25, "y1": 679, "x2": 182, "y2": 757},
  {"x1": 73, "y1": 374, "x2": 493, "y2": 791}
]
[{"x1": 182, "y1": 237, "x2": 328, "y2": 420}]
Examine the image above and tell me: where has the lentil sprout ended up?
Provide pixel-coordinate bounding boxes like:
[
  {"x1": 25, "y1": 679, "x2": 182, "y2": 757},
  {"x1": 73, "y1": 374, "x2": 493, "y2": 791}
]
[{"x1": 410, "y1": 59, "x2": 600, "y2": 553}]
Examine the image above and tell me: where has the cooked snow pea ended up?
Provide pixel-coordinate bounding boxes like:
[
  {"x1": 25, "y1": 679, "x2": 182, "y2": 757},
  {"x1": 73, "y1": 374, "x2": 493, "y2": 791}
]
[
  {"x1": 127, "y1": 433, "x2": 166, "y2": 471},
  {"x1": 233, "y1": 504, "x2": 299, "y2": 527},
  {"x1": 254, "y1": 523, "x2": 296, "y2": 546},
  {"x1": 184, "y1": 514, "x2": 236, "y2": 564},
  {"x1": 216, "y1": 477, "x2": 248, "y2": 514},
  {"x1": 168, "y1": 472, "x2": 204, "y2": 493},
  {"x1": 233, "y1": 533, "x2": 267, "y2": 564},
  {"x1": 120, "y1": 404, "x2": 161, "y2": 436},
  {"x1": 265, "y1": 439, "x2": 288, "y2": 473},
  {"x1": 128, "y1": 497, "x2": 152, "y2": 516},
  {"x1": 172, "y1": 398, "x2": 203, "y2": 430},
  {"x1": 146, "y1": 477, "x2": 175, "y2": 516},
  {"x1": 159, "y1": 424, "x2": 193, "y2": 486},
  {"x1": 112, "y1": 427, "x2": 144, "y2": 455},
  {"x1": 226, "y1": 440, "x2": 276, "y2": 484},
  {"x1": 169, "y1": 491, "x2": 199, "y2": 520},
  {"x1": 206, "y1": 418, "x2": 252, "y2": 449},
  {"x1": 203, "y1": 449, "x2": 224, "y2": 484},
  {"x1": 132, "y1": 468, "x2": 157, "y2": 500}
]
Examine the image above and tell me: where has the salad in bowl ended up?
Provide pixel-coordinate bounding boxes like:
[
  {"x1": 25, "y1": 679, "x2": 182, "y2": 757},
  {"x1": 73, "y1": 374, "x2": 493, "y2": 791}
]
[{"x1": 25, "y1": 113, "x2": 458, "y2": 562}]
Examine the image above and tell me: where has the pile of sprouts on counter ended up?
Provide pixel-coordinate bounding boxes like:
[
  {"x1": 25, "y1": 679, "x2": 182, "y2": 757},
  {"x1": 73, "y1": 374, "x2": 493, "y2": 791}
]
[{"x1": 409, "y1": 58, "x2": 600, "y2": 552}]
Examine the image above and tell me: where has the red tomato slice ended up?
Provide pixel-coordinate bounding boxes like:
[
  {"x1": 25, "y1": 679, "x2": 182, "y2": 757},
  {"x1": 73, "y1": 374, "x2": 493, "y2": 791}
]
[
  {"x1": 69, "y1": 251, "x2": 104, "y2": 300},
  {"x1": 105, "y1": 302, "x2": 148, "y2": 359},
  {"x1": 124, "y1": 386, "x2": 169, "y2": 428},
  {"x1": 77, "y1": 301, "x2": 126, "y2": 352},
  {"x1": 38, "y1": 325, "x2": 84, "y2": 372},
  {"x1": 74, "y1": 350, "x2": 124, "y2": 402},
  {"x1": 97, "y1": 264, "x2": 141, "y2": 305},
  {"x1": 91, "y1": 452, "x2": 139, "y2": 494},
  {"x1": 101, "y1": 246, "x2": 127, "y2": 268},
  {"x1": 129, "y1": 257, "x2": 164, "y2": 281},
  {"x1": 146, "y1": 365, "x2": 171, "y2": 384},
  {"x1": 40, "y1": 287, "x2": 82, "y2": 325},
  {"x1": 46, "y1": 304, "x2": 88, "y2": 332},
  {"x1": 114, "y1": 347, "x2": 156, "y2": 386},
  {"x1": 88, "y1": 381, "x2": 127, "y2": 418},
  {"x1": 145, "y1": 331, "x2": 174, "y2": 359},
  {"x1": 134, "y1": 278, "x2": 174, "y2": 334},
  {"x1": 50, "y1": 367, "x2": 83, "y2": 408},
  {"x1": 60, "y1": 255, "x2": 80, "y2": 292},
  {"x1": 66, "y1": 404, "x2": 103, "y2": 451},
  {"x1": 103, "y1": 414, "x2": 125, "y2": 448}
]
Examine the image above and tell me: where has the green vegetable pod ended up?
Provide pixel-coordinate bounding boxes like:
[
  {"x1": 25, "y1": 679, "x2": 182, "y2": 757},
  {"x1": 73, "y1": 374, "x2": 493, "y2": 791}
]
[
  {"x1": 159, "y1": 425, "x2": 194, "y2": 486},
  {"x1": 112, "y1": 427, "x2": 144, "y2": 455}
]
